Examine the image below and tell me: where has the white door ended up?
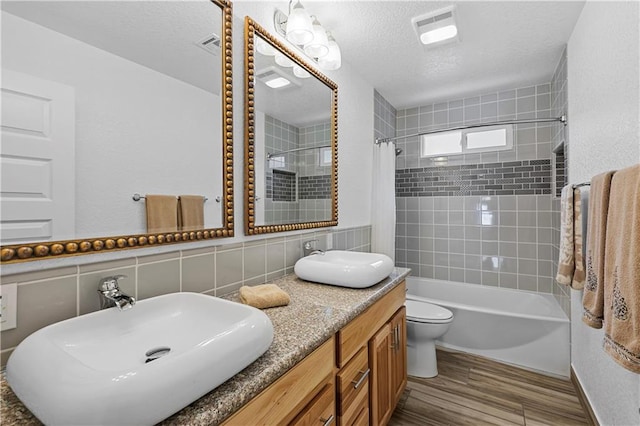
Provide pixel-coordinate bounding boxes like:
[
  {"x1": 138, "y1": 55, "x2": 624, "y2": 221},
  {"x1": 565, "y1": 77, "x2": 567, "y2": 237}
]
[{"x1": 1, "y1": 70, "x2": 75, "y2": 244}]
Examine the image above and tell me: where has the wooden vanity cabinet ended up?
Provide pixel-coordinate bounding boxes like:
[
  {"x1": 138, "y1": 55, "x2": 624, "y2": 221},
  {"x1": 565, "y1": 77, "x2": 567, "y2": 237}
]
[
  {"x1": 389, "y1": 307, "x2": 407, "y2": 408},
  {"x1": 337, "y1": 346, "x2": 370, "y2": 425},
  {"x1": 223, "y1": 281, "x2": 407, "y2": 426},
  {"x1": 369, "y1": 307, "x2": 407, "y2": 425},
  {"x1": 290, "y1": 377, "x2": 336, "y2": 426}
]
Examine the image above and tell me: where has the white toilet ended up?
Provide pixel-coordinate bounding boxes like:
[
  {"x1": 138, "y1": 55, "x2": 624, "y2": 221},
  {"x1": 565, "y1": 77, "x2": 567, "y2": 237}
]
[{"x1": 405, "y1": 299, "x2": 454, "y2": 378}]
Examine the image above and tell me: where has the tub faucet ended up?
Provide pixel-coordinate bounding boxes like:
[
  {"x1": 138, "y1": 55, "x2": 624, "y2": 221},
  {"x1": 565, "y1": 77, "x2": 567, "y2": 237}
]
[{"x1": 98, "y1": 275, "x2": 135, "y2": 311}]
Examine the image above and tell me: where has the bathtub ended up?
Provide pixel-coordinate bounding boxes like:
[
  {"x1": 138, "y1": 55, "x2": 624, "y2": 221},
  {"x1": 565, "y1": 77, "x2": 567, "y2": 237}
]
[{"x1": 406, "y1": 277, "x2": 570, "y2": 377}]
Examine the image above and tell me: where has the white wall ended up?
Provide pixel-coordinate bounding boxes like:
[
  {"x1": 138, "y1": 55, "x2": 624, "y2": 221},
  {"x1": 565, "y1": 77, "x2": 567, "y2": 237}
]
[
  {"x1": 2, "y1": 12, "x2": 223, "y2": 237},
  {"x1": 567, "y1": 2, "x2": 640, "y2": 424}
]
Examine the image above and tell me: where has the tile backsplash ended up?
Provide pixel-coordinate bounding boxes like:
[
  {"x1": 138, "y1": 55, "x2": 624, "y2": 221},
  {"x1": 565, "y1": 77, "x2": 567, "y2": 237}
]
[{"x1": 0, "y1": 226, "x2": 371, "y2": 367}]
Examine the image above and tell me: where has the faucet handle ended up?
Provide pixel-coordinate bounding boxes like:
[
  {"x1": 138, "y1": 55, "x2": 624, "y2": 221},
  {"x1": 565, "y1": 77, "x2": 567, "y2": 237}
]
[
  {"x1": 303, "y1": 239, "x2": 318, "y2": 249},
  {"x1": 98, "y1": 274, "x2": 127, "y2": 292}
]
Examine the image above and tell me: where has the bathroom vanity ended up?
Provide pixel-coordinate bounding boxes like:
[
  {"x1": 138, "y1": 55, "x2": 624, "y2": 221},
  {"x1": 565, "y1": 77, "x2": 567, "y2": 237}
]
[{"x1": 0, "y1": 268, "x2": 409, "y2": 425}]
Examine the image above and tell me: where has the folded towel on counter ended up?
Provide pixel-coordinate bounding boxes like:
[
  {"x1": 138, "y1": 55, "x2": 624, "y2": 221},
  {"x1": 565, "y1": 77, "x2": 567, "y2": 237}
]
[
  {"x1": 178, "y1": 195, "x2": 205, "y2": 231},
  {"x1": 145, "y1": 195, "x2": 178, "y2": 234},
  {"x1": 582, "y1": 171, "x2": 615, "y2": 328},
  {"x1": 602, "y1": 164, "x2": 640, "y2": 373},
  {"x1": 556, "y1": 185, "x2": 576, "y2": 286},
  {"x1": 239, "y1": 284, "x2": 290, "y2": 309}
]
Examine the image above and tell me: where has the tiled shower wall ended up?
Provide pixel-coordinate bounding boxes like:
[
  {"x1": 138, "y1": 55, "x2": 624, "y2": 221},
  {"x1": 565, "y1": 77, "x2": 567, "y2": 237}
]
[
  {"x1": 374, "y1": 89, "x2": 397, "y2": 141},
  {"x1": 550, "y1": 48, "x2": 570, "y2": 315},
  {"x1": 0, "y1": 225, "x2": 371, "y2": 367},
  {"x1": 265, "y1": 115, "x2": 300, "y2": 224},
  {"x1": 298, "y1": 121, "x2": 332, "y2": 222},
  {"x1": 264, "y1": 116, "x2": 332, "y2": 224},
  {"x1": 395, "y1": 84, "x2": 559, "y2": 294}
]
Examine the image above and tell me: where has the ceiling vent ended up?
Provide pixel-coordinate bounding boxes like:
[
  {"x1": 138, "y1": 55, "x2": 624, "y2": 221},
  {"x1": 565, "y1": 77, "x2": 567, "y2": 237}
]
[
  {"x1": 195, "y1": 33, "x2": 221, "y2": 55},
  {"x1": 256, "y1": 66, "x2": 301, "y2": 90},
  {"x1": 412, "y1": 6, "x2": 459, "y2": 47}
]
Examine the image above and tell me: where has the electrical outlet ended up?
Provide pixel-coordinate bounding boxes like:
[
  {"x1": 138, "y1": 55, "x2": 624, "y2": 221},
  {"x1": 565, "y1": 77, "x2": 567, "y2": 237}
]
[{"x1": 0, "y1": 283, "x2": 17, "y2": 331}]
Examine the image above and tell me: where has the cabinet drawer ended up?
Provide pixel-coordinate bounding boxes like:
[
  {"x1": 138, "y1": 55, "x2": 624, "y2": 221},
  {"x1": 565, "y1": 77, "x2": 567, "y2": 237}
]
[
  {"x1": 290, "y1": 378, "x2": 335, "y2": 426},
  {"x1": 337, "y1": 281, "x2": 405, "y2": 367},
  {"x1": 223, "y1": 337, "x2": 335, "y2": 425},
  {"x1": 338, "y1": 372, "x2": 369, "y2": 426},
  {"x1": 350, "y1": 400, "x2": 369, "y2": 426},
  {"x1": 336, "y1": 346, "x2": 368, "y2": 414}
]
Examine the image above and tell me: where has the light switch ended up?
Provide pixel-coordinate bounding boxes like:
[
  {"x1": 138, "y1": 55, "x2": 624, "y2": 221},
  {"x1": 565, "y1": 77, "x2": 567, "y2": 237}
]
[{"x1": 0, "y1": 283, "x2": 17, "y2": 331}]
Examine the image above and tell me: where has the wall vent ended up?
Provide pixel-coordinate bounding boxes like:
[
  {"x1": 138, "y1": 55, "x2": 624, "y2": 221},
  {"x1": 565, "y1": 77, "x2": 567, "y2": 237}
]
[
  {"x1": 414, "y1": 11, "x2": 453, "y2": 30},
  {"x1": 195, "y1": 33, "x2": 220, "y2": 55}
]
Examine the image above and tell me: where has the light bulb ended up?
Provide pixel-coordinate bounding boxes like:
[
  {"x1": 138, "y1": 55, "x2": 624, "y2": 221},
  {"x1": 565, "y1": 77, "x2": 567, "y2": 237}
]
[
  {"x1": 256, "y1": 38, "x2": 276, "y2": 56},
  {"x1": 275, "y1": 52, "x2": 294, "y2": 67},
  {"x1": 293, "y1": 65, "x2": 311, "y2": 78},
  {"x1": 318, "y1": 34, "x2": 341, "y2": 70},
  {"x1": 303, "y1": 16, "x2": 329, "y2": 59},
  {"x1": 286, "y1": 1, "x2": 314, "y2": 45}
]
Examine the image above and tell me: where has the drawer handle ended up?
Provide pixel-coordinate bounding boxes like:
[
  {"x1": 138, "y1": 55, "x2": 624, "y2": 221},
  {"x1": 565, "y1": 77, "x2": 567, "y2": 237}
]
[
  {"x1": 320, "y1": 414, "x2": 335, "y2": 426},
  {"x1": 351, "y1": 368, "x2": 371, "y2": 389}
]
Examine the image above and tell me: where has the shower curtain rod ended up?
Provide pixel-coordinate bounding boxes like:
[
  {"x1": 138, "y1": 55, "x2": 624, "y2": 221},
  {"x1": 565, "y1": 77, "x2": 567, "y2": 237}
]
[
  {"x1": 266, "y1": 144, "x2": 331, "y2": 159},
  {"x1": 374, "y1": 115, "x2": 567, "y2": 144}
]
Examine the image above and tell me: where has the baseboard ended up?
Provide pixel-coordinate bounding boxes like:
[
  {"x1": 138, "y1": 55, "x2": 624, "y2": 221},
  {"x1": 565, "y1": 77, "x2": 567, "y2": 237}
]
[{"x1": 570, "y1": 366, "x2": 599, "y2": 426}]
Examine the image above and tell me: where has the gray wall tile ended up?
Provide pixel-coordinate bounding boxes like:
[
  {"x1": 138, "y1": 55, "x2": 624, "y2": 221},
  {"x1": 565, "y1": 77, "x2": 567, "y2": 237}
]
[
  {"x1": 181, "y1": 254, "x2": 215, "y2": 294},
  {"x1": 138, "y1": 260, "x2": 180, "y2": 300}
]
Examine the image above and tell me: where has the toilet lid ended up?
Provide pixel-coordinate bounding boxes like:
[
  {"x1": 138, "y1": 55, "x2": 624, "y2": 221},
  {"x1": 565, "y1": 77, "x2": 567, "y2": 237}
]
[{"x1": 405, "y1": 299, "x2": 453, "y2": 323}]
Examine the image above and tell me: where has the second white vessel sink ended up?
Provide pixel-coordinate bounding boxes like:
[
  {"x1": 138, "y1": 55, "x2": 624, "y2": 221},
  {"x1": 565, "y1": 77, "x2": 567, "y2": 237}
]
[
  {"x1": 6, "y1": 292, "x2": 273, "y2": 425},
  {"x1": 294, "y1": 250, "x2": 394, "y2": 288}
]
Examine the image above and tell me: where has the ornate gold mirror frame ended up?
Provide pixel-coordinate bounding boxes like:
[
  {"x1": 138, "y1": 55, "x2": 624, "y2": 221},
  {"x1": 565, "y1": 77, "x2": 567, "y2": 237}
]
[
  {"x1": 244, "y1": 17, "x2": 338, "y2": 235},
  {"x1": 0, "y1": 0, "x2": 234, "y2": 264}
]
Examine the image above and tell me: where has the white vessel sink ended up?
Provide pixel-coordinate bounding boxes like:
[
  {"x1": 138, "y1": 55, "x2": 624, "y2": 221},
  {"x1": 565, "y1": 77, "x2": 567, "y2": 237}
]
[
  {"x1": 6, "y1": 292, "x2": 273, "y2": 425},
  {"x1": 294, "y1": 250, "x2": 394, "y2": 288}
]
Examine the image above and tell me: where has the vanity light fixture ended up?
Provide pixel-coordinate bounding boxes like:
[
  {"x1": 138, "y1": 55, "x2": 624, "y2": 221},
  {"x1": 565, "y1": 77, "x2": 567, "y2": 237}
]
[
  {"x1": 412, "y1": 6, "x2": 459, "y2": 47},
  {"x1": 256, "y1": 37, "x2": 276, "y2": 56},
  {"x1": 318, "y1": 33, "x2": 341, "y2": 71},
  {"x1": 274, "y1": 3, "x2": 342, "y2": 71},
  {"x1": 275, "y1": 51, "x2": 295, "y2": 67},
  {"x1": 303, "y1": 16, "x2": 329, "y2": 58},
  {"x1": 285, "y1": 0, "x2": 314, "y2": 45},
  {"x1": 293, "y1": 64, "x2": 311, "y2": 78}
]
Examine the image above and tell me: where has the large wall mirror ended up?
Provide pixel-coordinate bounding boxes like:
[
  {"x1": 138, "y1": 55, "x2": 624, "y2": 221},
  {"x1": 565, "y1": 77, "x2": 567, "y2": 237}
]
[
  {"x1": 0, "y1": 0, "x2": 234, "y2": 263},
  {"x1": 244, "y1": 17, "x2": 338, "y2": 235}
]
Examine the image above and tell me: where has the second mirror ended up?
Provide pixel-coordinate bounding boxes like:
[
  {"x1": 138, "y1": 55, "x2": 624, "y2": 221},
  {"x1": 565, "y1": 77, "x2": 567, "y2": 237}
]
[{"x1": 245, "y1": 17, "x2": 338, "y2": 235}]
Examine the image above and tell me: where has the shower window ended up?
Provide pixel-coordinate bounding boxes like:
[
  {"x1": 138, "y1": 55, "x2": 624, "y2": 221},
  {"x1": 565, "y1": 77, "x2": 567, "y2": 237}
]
[{"x1": 420, "y1": 124, "x2": 513, "y2": 158}]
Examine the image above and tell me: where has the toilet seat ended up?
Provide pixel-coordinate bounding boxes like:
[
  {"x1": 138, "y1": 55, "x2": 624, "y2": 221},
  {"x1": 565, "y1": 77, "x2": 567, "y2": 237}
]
[{"x1": 405, "y1": 299, "x2": 453, "y2": 324}]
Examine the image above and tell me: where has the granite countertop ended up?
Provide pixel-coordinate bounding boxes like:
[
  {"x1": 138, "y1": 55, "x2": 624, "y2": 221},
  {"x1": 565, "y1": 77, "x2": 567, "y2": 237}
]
[{"x1": 1, "y1": 268, "x2": 410, "y2": 425}]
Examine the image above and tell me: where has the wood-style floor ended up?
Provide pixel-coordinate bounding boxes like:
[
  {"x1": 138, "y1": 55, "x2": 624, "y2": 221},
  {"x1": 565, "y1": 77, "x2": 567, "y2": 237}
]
[{"x1": 389, "y1": 349, "x2": 591, "y2": 426}]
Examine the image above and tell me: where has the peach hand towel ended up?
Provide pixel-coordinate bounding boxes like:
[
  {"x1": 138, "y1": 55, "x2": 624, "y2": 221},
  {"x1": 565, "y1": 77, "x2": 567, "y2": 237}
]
[
  {"x1": 239, "y1": 284, "x2": 290, "y2": 309},
  {"x1": 582, "y1": 172, "x2": 615, "y2": 328},
  {"x1": 178, "y1": 195, "x2": 205, "y2": 232},
  {"x1": 602, "y1": 164, "x2": 640, "y2": 373},
  {"x1": 145, "y1": 195, "x2": 178, "y2": 234},
  {"x1": 572, "y1": 187, "x2": 586, "y2": 289},
  {"x1": 556, "y1": 185, "x2": 575, "y2": 286}
]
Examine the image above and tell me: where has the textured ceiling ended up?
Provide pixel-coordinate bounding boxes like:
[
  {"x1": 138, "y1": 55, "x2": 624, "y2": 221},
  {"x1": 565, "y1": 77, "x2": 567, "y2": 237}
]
[
  {"x1": 3, "y1": 0, "x2": 586, "y2": 111},
  {"x1": 2, "y1": 0, "x2": 223, "y2": 94},
  {"x1": 290, "y1": 0, "x2": 585, "y2": 109}
]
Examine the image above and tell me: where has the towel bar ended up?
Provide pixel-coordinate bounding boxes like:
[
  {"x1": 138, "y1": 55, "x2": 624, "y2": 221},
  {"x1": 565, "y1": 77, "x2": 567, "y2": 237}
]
[
  {"x1": 132, "y1": 193, "x2": 216, "y2": 202},
  {"x1": 573, "y1": 182, "x2": 591, "y2": 188}
]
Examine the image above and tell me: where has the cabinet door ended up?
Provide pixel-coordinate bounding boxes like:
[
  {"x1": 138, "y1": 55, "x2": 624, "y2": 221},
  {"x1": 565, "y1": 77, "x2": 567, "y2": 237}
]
[
  {"x1": 368, "y1": 323, "x2": 392, "y2": 426},
  {"x1": 390, "y1": 307, "x2": 407, "y2": 408}
]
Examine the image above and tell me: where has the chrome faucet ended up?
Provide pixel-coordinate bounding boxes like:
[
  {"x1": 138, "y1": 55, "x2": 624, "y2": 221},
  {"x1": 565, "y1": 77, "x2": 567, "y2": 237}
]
[
  {"x1": 303, "y1": 239, "x2": 325, "y2": 256},
  {"x1": 303, "y1": 239, "x2": 318, "y2": 256},
  {"x1": 98, "y1": 275, "x2": 135, "y2": 311}
]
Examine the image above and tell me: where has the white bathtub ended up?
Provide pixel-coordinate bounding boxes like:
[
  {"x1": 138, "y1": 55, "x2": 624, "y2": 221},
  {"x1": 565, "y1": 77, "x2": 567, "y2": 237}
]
[{"x1": 406, "y1": 277, "x2": 570, "y2": 377}]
